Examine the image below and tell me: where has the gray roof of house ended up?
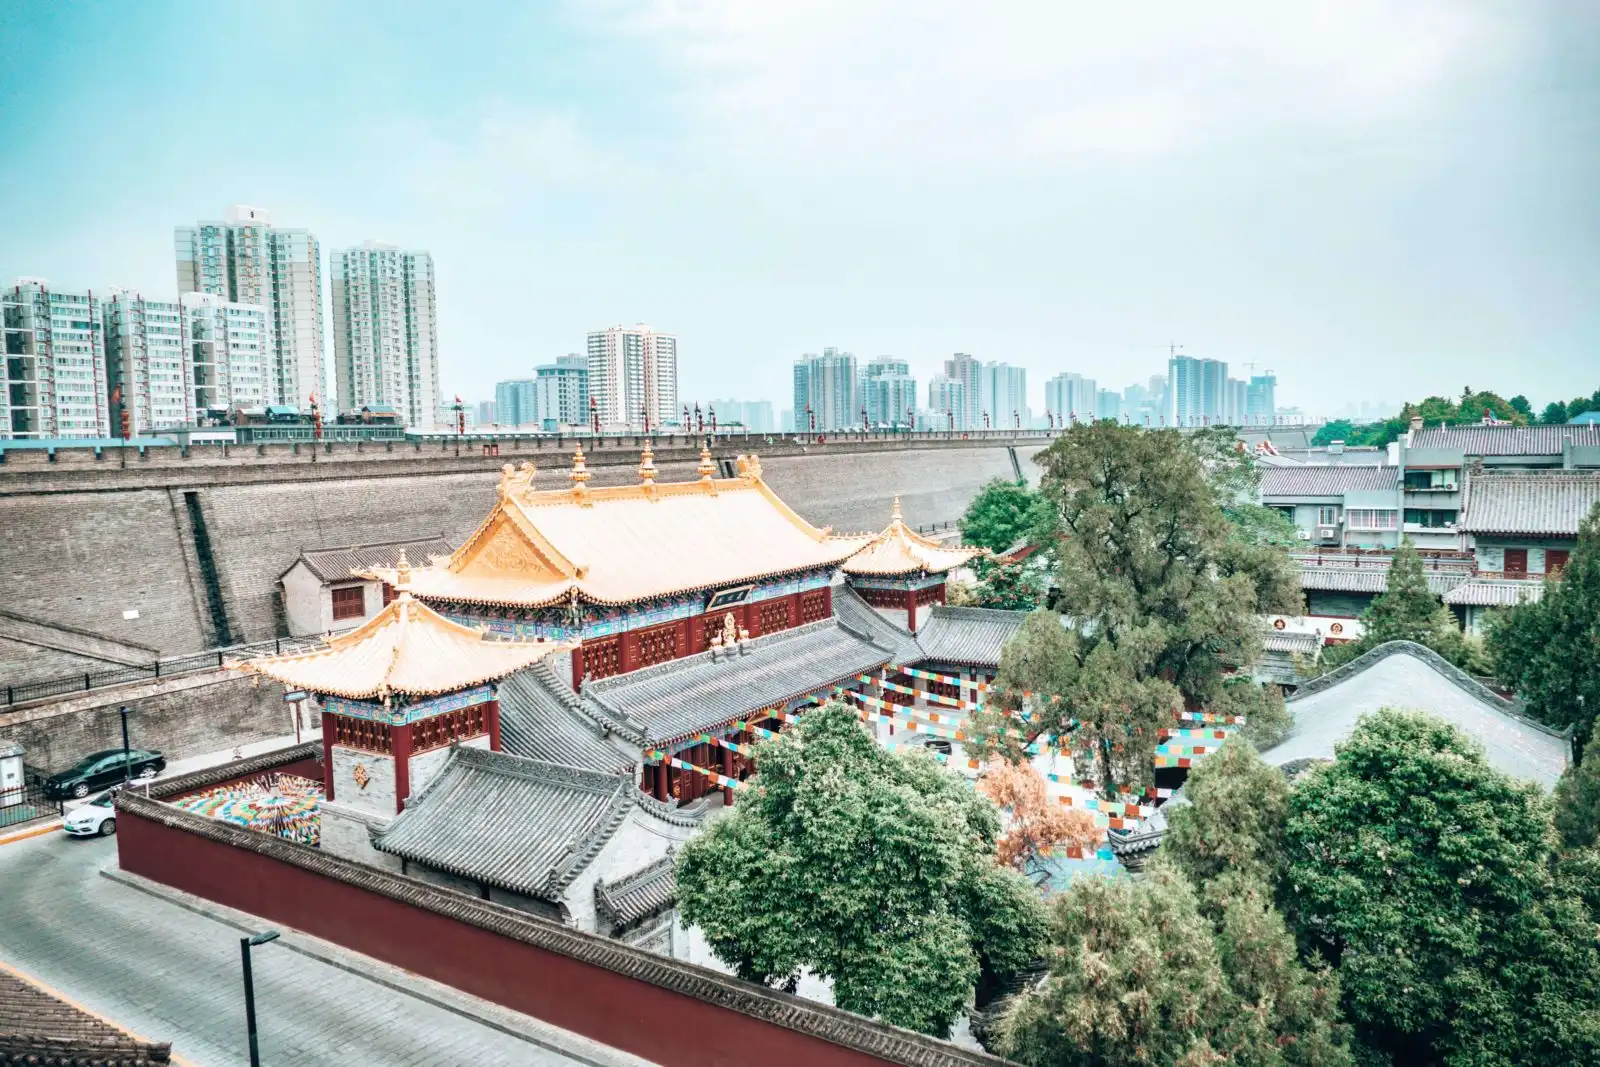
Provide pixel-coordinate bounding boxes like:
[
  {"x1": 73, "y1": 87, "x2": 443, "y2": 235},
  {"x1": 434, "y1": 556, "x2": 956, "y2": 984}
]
[
  {"x1": 1264, "y1": 447, "x2": 1391, "y2": 467},
  {"x1": 290, "y1": 536, "x2": 453, "y2": 583},
  {"x1": 594, "y1": 854, "x2": 677, "y2": 932},
  {"x1": 1410, "y1": 423, "x2": 1600, "y2": 456},
  {"x1": 583, "y1": 617, "x2": 898, "y2": 744},
  {"x1": 1259, "y1": 465, "x2": 1400, "y2": 498},
  {"x1": 915, "y1": 606, "x2": 1027, "y2": 668},
  {"x1": 1298, "y1": 565, "x2": 1469, "y2": 596},
  {"x1": 1262, "y1": 629, "x2": 1322, "y2": 655},
  {"x1": 834, "y1": 582, "x2": 927, "y2": 666},
  {"x1": 1266, "y1": 641, "x2": 1570, "y2": 789},
  {"x1": 371, "y1": 747, "x2": 639, "y2": 899},
  {"x1": 0, "y1": 969, "x2": 172, "y2": 1065},
  {"x1": 1459, "y1": 470, "x2": 1600, "y2": 536},
  {"x1": 1443, "y1": 578, "x2": 1547, "y2": 607},
  {"x1": 497, "y1": 664, "x2": 636, "y2": 775}
]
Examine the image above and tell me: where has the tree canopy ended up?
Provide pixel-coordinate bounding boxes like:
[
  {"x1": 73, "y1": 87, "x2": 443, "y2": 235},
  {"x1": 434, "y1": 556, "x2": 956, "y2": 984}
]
[
  {"x1": 1162, "y1": 740, "x2": 1290, "y2": 892},
  {"x1": 1486, "y1": 503, "x2": 1600, "y2": 747},
  {"x1": 1310, "y1": 387, "x2": 1599, "y2": 446},
  {"x1": 977, "y1": 760, "x2": 1099, "y2": 879},
  {"x1": 673, "y1": 701, "x2": 1046, "y2": 1036},
  {"x1": 1282, "y1": 708, "x2": 1600, "y2": 1065},
  {"x1": 1555, "y1": 720, "x2": 1600, "y2": 852},
  {"x1": 959, "y1": 477, "x2": 1057, "y2": 554}
]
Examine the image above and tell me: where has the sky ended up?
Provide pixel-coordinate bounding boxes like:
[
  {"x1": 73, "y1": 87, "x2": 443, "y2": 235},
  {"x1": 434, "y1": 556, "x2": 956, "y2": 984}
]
[{"x1": 1, "y1": 0, "x2": 1597, "y2": 418}]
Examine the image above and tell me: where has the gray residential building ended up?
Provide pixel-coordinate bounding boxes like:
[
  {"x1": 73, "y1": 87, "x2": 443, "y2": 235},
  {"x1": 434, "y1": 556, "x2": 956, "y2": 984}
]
[
  {"x1": 943, "y1": 352, "x2": 983, "y2": 429},
  {"x1": 586, "y1": 325, "x2": 677, "y2": 429},
  {"x1": 103, "y1": 291, "x2": 190, "y2": 434},
  {"x1": 1166, "y1": 355, "x2": 1228, "y2": 427},
  {"x1": 1, "y1": 279, "x2": 108, "y2": 439},
  {"x1": 979, "y1": 361, "x2": 1027, "y2": 429},
  {"x1": 1096, "y1": 389, "x2": 1123, "y2": 423},
  {"x1": 175, "y1": 205, "x2": 325, "y2": 408},
  {"x1": 926, "y1": 374, "x2": 967, "y2": 430},
  {"x1": 494, "y1": 378, "x2": 537, "y2": 428},
  {"x1": 862, "y1": 357, "x2": 917, "y2": 429},
  {"x1": 330, "y1": 242, "x2": 439, "y2": 427},
  {"x1": 792, "y1": 348, "x2": 859, "y2": 431},
  {"x1": 182, "y1": 292, "x2": 271, "y2": 413},
  {"x1": 704, "y1": 398, "x2": 775, "y2": 433},
  {"x1": 1044, "y1": 372, "x2": 1097, "y2": 425},
  {"x1": 1247, "y1": 374, "x2": 1277, "y2": 425},
  {"x1": 535, "y1": 355, "x2": 589, "y2": 428}
]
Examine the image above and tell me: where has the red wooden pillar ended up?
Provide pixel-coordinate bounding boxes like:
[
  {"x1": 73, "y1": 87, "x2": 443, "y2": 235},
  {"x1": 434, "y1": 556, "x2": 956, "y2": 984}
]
[
  {"x1": 391, "y1": 723, "x2": 413, "y2": 813},
  {"x1": 905, "y1": 587, "x2": 919, "y2": 634},
  {"x1": 570, "y1": 644, "x2": 586, "y2": 691},
  {"x1": 821, "y1": 585, "x2": 833, "y2": 619},
  {"x1": 936, "y1": 580, "x2": 947, "y2": 606},
  {"x1": 320, "y1": 711, "x2": 336, "y2": 801},
  {"x1": 653, "y1": 757, "x2": 668, "y2": 802},
  {"x1": 486, "y1": 698, "x2": 502, "y2": 751},
  {"x1": 720, "y1": 743, "x2": 734, "y2": 806}
]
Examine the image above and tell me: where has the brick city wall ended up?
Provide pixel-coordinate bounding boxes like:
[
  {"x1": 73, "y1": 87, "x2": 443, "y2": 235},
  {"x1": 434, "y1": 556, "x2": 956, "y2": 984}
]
[
  {"x1": 0, "y1": 440, "x2": 1046, "y2": 659},
  {"x1": 0, "y1": 670, "x2": 292, "y2": 772}
]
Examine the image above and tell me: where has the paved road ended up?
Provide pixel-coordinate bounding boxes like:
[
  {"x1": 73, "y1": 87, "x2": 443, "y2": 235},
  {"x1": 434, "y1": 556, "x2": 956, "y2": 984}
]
[{"x1": 0, "y1": 831, "x2": 612, "y2": 1066}]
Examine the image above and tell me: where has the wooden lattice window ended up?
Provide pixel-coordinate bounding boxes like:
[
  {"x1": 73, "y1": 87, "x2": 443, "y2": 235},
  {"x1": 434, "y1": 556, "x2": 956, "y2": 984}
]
[
  {"x1": 858, "y1": 587, "x2": 903, "y2": 609},
  {"x1": 412, "y1": 704, "x2": 488, "y2": 753},
  {"x1": 701, "y1": 613, "x2": 734, "y2": 648},
  {"x1": 799, "y1": 590, "x2": 829, "y2": 624},
  {"x1": 637, "y1": 625, "x2": 680, "y2": 668},
  {"x1": 585, "y1": 638, "x2": 622, "y2": 681},
  {"x1": 331, "y1": 585, "x2": 366, "y2": 621},
  {"x1": 916, "y1": 584, "x2": 943, "y2": 606},
  {"x1": 332, "y1": 715, "x2": 392, "y2": 754},
  {"x1": 929, "y1": 680, "x2": 962, "y2": 702},
  {"x1": 758, "y1": 599, "x2": 791, "y2": 635}
]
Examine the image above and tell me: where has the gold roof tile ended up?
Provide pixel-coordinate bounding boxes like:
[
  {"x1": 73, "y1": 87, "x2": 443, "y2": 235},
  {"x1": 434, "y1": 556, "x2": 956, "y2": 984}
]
[{"x1": 842, "y1": 497, "x2": 984, "y2": 577}]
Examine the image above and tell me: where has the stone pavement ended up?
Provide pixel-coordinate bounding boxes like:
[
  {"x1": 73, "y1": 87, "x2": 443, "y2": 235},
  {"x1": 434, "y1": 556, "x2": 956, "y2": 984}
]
[{"x1": 0, "y1": 831, "x2": 653, "y2": 1067}]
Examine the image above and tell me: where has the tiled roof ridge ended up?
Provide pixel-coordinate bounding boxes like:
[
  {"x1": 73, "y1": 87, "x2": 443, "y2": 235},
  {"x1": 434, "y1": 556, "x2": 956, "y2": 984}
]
[
  {"x1": 585, "y1": 618, "x2": 842, "y2": 691},
  {"x1": 594, "y1": 854, "x2": 677, "y2": 930},
  {"x1": 924, "y1": 605, "x2": 1030, "y2": 623},
  {"x1": 529, "y1": 660, "x2": 648, "y2": 745},
  {"x1": 147, "y1": 741, "x2": 321, "y2": 800},
  {"x1": 118, "y1": 793, "x2": 1013, "y2": 1067},
  {"x1": 445, "y1": 744, "x2": 632, "y2": 796},
  {"x1": 630, "y1": 787, "x2": 707, "y2": 828},
  {"x1": 552, "y1": 791, "x2": 636, "y2": 891},
  {"x1": 0, "y1": 970, "x2": 173, "y2": 1064},
  {"x1": 301, "y1": 533, "x2": 451, "y2": 557}
]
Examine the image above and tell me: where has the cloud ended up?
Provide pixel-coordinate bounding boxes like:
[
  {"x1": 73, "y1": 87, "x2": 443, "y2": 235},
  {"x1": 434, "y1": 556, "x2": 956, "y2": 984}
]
[{"x1": 592, "y1": 0, "x2": 1513, "y2": 167}]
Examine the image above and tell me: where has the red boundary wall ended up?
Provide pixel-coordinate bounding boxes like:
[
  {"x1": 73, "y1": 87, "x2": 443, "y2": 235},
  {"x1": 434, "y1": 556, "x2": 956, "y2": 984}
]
[{"x1": 116, "y1": 797, "x2": 1002, "y2": 1067}]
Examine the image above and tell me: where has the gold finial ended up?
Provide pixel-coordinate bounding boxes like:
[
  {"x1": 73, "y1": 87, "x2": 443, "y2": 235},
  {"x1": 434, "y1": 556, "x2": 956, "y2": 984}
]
[
  {"x1": 498, "y1": 463, "x2": 515, "y2": 494},
  {"x1": 638, "y1": 443, "x2": 658, "y2": 486},
  {"x1": 735, "y1": 454, "x2": 763, "y2": 482},
  {"x1": 891, "y1": 495, "x2": 903, "y2": 522},
  {"x1": 395, "y1": 547, "x2": 412, "y2": 589},
  {"x1": 570, "y1": 446, "x2": 590, "y2": 487},
  {"x1": 518, "y1": 460, "x2": 536, "y2": 488},
  {"x1": 697, "y1": 445, "x2": 717, "y2": 481}
]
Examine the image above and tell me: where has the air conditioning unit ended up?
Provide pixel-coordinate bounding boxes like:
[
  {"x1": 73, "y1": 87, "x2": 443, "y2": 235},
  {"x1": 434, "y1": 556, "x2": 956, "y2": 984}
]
[
  {"x1": 1296, "y1": 529, "x2": 1311, "y2": 541},
  {"x1": 1316, "y1": 526, "x2": 1338, "y2": 542}
]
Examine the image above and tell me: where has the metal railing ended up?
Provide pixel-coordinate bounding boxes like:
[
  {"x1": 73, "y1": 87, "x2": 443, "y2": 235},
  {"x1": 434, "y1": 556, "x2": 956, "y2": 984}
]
[
  {"x1": 0, "y1": 768, "x2": 63, "y2": 828},
  {"x1": 2, "y1": 635, "x2": 326, "y2": 708}
]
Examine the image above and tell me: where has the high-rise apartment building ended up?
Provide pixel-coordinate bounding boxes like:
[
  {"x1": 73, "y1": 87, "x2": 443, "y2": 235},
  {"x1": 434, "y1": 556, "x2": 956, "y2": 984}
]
[
  {"x1": 979, "y1": 361, "x2": 1028, "y2": 429},
  {"x1": 536, "y1": 355, "x2": 589, "y2": 428},
  {"x1": 1044, "y1": 372, "x2": 1098, "y2": 425},
  {"x1": 330, "y1": 243, "x2": 439, "y2": 427},
  {"x1": 1096, "y1": 389, "x2": 1123, "y2": 422},
  {"x1": 1225, "y1": 378, "x2": 1248, "y2": 426},
  {"x1": 1166, "y1": 356, "x2": 1228, "y2": 427},
  {"x1": 791, "y1": 348, "x2": 859, "y2": 431},
  {"x1": 586, "y1": 325, "x2": 677, "y2": 429},
  {"x1": 182, "y1": 293, "x2": 270, "y2": 413},
  {"x1": 1, "y1": 280, "x2": 108, "y2": 439},
  {"x1": 862, "y1": 357, "x2": 917, "y2": 428},
  {"x1": 1247, "y1": 374, "x2": 1277, "y2": 425},
  {"x1": 702, "y1": 399, "x2": 775, "y2": 433},
  {"x1": 103, "y1": 291, "x2": 190, "y2": 434},
  {"x1": 175, "y1": 206, "x2": 325, "y2": 408},
  {"x1": 943, "y1": 353, "x2": 983, "y2": 429},
  {"x1": 927, "y1": 375, "x2": 967, "y2": 430},
  {"x1": 495, "y1": 379, "x2": 537, "y2": 427},
  {"x1": 475, "y1": 399, "x2": 497, "y2": 426}
]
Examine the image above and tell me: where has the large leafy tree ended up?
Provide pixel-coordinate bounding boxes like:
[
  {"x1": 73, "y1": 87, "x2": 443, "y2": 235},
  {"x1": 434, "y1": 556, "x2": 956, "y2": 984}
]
[
  {"x1": 1320, "y1": 538, "x2": 1464, "y2": 670},
  {"x1": 960, "y1": 477, "x2": 1057, "y2": 554},
  {"x1": 999, "y1": 864, "x2": 1351, "y2": 1067},
  {"x1": 1162, "y1": 740, "x2": 1290, "y2": 892},
  {"x1": 674, "y1": 701, "x2": 1046, "y2": 1036},
  {"x1": 1487, "y1": 503, "x2": 1600, "y2": 747},
  {"x1": 1282, "y1": 708, "x2": 1600, "y2": 1066},
  {"x1": 1555, "y1": 720, "x2": 1600, "y2": 851},
  {"x1": 977, "y1": 761, "x2": 1099, "y2": 879}
]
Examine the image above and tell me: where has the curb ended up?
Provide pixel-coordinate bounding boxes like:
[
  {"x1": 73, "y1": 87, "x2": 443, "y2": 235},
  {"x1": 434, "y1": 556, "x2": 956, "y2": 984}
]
[
  {"x1": 100, "y1": 865, "x2": 655, "y2": 1067},
  {"x1": 0, "y1": 819, "x2": 62, "y2": 846}
]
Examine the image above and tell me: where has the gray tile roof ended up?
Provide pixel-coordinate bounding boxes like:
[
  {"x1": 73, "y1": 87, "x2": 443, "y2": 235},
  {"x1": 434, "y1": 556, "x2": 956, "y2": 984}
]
[
  {"x1": 1297, "y1": 565, "x2": 1468, "y2": 596},
  {"x1": 1263, "y1": 630, "x2": 1322, "y2": 654},
  {"x1": 915, "y1": 606, "x2": 1027, "y2": 668},
  {"x1": 834, "y1": 582, "x2": 926, "y2": 665},
  {"x1": 1459, "y1": 470, "x2": 1600, "y2": 536},
  {"x1": 0, "y1": 969, "x2": 172, "y2": 1065},
  {"x1": 498, "y1": 664, "x2": 637, "y2": 775},
  {"x1": 1410, "y1": 422, "x2": 1600, "y2": 456},
  {"x1": 1443, "y1": 578, "x2": 1547, "y2": 607},
  {"x1": 594, "y1": 854, "x2": 676, "y2": 933},
  {"x1": 371, "y1": 747, "x2": 635, "y2": 899},
  {"x1": 1267, "y1": 641, "x2": 1570, "y2": 789},
  {"x1": 1259, "y1": 465, "x2": 1400, "y2": 498},
  {"x1": 583, "y1": 618, "x2": 898, "y2": 744},
  {"x1": 291, "y1": 536, "x2": 453, "y2": 583},
  {"x1": 1265, "y1": 447, "x2": 1391, "y2": 467}
]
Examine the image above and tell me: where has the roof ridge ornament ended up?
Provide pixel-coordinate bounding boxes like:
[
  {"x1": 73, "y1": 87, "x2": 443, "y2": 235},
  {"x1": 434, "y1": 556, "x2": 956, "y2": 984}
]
[
  {"x1": 639, "y1": 443, "x2": 658, "y2": 490},
  {"x1": 891, "y1": 495, "x2": 903, "y2": 523},
  {"x1": 697, "y1": 445, "x2": 717, "y2": 482},
  {"x1": 395, "y1": 547, "x2": 412, "y2": 589},
  {"x1": 518, "y1": 460, "x2": 536, "y2": 493},
  {"x1": 499, "y1": 463, "x2": 515, "y2": 496},
  {"x1": 570, "y1": 445, "x2": 592, "y2": 505},
  {"x1": 735, "y1": 453, "x2": 762, "y2": 482}
]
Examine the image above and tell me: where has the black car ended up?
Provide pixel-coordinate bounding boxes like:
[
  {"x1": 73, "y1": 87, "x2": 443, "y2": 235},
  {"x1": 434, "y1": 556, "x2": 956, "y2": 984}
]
[{"x1": 43, "y1": 749, "x2": 165, "y2": 799}]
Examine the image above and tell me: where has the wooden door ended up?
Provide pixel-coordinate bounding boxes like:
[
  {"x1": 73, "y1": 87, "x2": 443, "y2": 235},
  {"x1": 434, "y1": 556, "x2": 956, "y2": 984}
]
[
  {"x1": 1546, "y1": 549, "x2": 1570, "y2": 576},
  {"x1": 1503, "y1": 548, "x2": 1528, "y2": 577}
]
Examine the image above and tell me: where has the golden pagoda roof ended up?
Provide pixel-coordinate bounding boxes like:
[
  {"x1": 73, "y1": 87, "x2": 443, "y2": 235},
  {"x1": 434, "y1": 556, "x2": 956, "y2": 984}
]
[
  {"x1": 842, "y1": 497, "x2": 984, "y2": 577},
  {"x1": 362, "y1": 453, "x2": 874, "y2": 608},
  {"x1": 231, "y1": 569, "x2": 568, "y2": 699}
]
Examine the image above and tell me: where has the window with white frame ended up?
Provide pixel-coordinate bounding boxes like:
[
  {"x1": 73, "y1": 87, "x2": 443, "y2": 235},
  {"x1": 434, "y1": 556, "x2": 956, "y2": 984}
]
[
  {"x1": 1318, "y1": 506, "x2": 1338, "y2": 526},
  {"x1": 1346, "y1": 509, "x2": 1397, "y2": 530}
]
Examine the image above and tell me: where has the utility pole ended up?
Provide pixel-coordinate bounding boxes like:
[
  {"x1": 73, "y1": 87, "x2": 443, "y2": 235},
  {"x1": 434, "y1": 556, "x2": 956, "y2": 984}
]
[
  {"x1": 119, "y1": 705, "x2": 131, "y2": 782},
  {"x1": 240, "y1": 930, "x2": 280, "y2": 1067}
]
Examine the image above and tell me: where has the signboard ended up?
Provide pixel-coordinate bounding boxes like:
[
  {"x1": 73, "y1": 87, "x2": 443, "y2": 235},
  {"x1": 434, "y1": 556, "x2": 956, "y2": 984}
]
[
  {"x1": 283, "y1": 690, "x2": 308, "y2": 703},
  {"x1": 706, "y1": 584, "x2": 754, "y2": 612}
]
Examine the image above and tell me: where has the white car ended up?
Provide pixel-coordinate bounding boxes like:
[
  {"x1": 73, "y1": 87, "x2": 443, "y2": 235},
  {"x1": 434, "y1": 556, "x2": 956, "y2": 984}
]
[{"x1": 63, "y1": 790, "x2": 118, "y2": 837}]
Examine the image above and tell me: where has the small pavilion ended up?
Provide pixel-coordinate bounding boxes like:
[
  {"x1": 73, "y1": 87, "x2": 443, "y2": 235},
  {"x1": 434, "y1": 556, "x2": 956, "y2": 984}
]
[
  {"x1": 233, "y1": 552, "x2": 568, "y2": 857},
  {"x1": 841, "y1": 497, "x2": 983, "y2": 634}
]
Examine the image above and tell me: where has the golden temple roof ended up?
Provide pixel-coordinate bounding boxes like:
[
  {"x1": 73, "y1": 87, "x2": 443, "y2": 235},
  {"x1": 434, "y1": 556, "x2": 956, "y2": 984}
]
[
  {"x1": 232, "y1": 561, "x2": 568, "y2": 698},
  {"x1": 362, "y1": 453, "x2": 874, "y2": 608},
  {"x1": 842, "y1": 497, "x2": 984, "y2": 577}
]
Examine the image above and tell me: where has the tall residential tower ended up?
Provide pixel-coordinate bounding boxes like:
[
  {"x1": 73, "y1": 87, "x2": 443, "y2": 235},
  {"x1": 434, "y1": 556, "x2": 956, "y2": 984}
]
[
  {"x1": 586, "y1": 325, "x2": 677, "y2": 429},
  {"x1": 1, "y1": 279, "x2": 108, "y2": 439},
  {"x1": 330, "y1": 243, "x2": 439, "y2": 427}
]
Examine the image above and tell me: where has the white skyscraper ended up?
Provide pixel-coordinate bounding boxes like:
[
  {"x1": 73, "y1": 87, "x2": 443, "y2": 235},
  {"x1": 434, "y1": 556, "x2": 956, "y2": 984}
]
[
  {"x1": 1, "y1": 279, "x2": 108, "y2": 439},
  {"x1": 175, "y1": 206, "x2": 325, "y2": 409},
  {"x1": 182, "y1": 293, "x2": 270, "y2": 413},
  {"x1": 927, "y1": 375, "x2": 967, "y2": 430},
  {"x1": 586, "y1": 325, "x2": 678, "y2": 429},
  {"x1": 330, "y1": 243, "x2": 439, "y2": 427},
  {"x1": 1045, "y1": 372, "x2": 1098, "y2": 425},
  {"x1": 862, "y1": 357, "x2": 918, "y2": 428},
  {"x1": 943, "y1": 353, "x2": 983, "y2": 429},
  {"x1": 979, "y1": 361, "x2": 1028, "y2": 429},
  {"x1": 791, "y1": 348, "x2": 859, "y2": 431},
  {"x1": 104, "y1": 291, "x2": 190, "y2": 433},
  {"x1": 1166, "y1": 356, "x2": 1228, "y2": 427}
]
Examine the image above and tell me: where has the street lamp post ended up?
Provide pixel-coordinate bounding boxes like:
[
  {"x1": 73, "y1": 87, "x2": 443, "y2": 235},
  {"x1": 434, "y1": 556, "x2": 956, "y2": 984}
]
[
  {"x1": 241, "y1": 929, "x2": 280, "y2": 1067},
  {"x1": 119, "y1": 704, "x2": 130, "y2": 783}
]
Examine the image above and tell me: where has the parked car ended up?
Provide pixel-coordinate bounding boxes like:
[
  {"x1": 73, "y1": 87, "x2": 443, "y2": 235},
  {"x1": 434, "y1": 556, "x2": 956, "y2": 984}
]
[
  {"x1": 63, "y1": 790, "x2": 118, "y2": 837},
  {"x1": 43, "y1": 749, "x2": 165, "y2": 800}
]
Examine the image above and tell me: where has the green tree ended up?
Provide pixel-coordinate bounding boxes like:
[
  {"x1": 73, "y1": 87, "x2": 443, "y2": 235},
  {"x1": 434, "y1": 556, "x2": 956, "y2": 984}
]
[
  {"x1": 1555, "y1": 720, "x2": 1600, "y2": 851},
  {"x1": 1541, "y1": 400, "x2": 1571, "y2": 424},
  {"x1": 1221, "y1": 680, "x2": 1293, "y2": 751},
  {"x1": 960, "y1": 478, "x2": 1057, "y2": 554},
  {"x1": 1282, "y1": 708, "x2": 1600, "y2": 1066},
  {"x1": 674, "y1": 701, "x2": 1046, "y2": 1036},
  {"x1": 971, "y1": 556, "x2": 1049, "y2": 610},
  {"x1": 1311, "y1": 420, "x2": 1356, "y2": 447},
  {"x1": 1510, "y1": 394, "x2": 1533, "y2": 418},
  {"x1": 1320, "y1": 539, "x2": 1464, "y2": 670},
  {"x1": 1000, "y1": 864, "x2": 1350, "y2": 1067},
  {"x1": 1163, "y1": 740, "x2": 1290, "y2": 891},
  {"x1": 1487, "y1": 503, "x2": 1600, "y2": 747}
]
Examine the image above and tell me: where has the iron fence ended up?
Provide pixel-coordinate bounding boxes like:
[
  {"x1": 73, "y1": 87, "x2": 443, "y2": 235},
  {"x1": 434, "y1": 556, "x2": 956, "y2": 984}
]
[
  {"x1": 0, "y1": 767, "x2": 62, "y2": 829},
  {"x1": 2, "y1": 636, "x2": 326, "y2": 708}
]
